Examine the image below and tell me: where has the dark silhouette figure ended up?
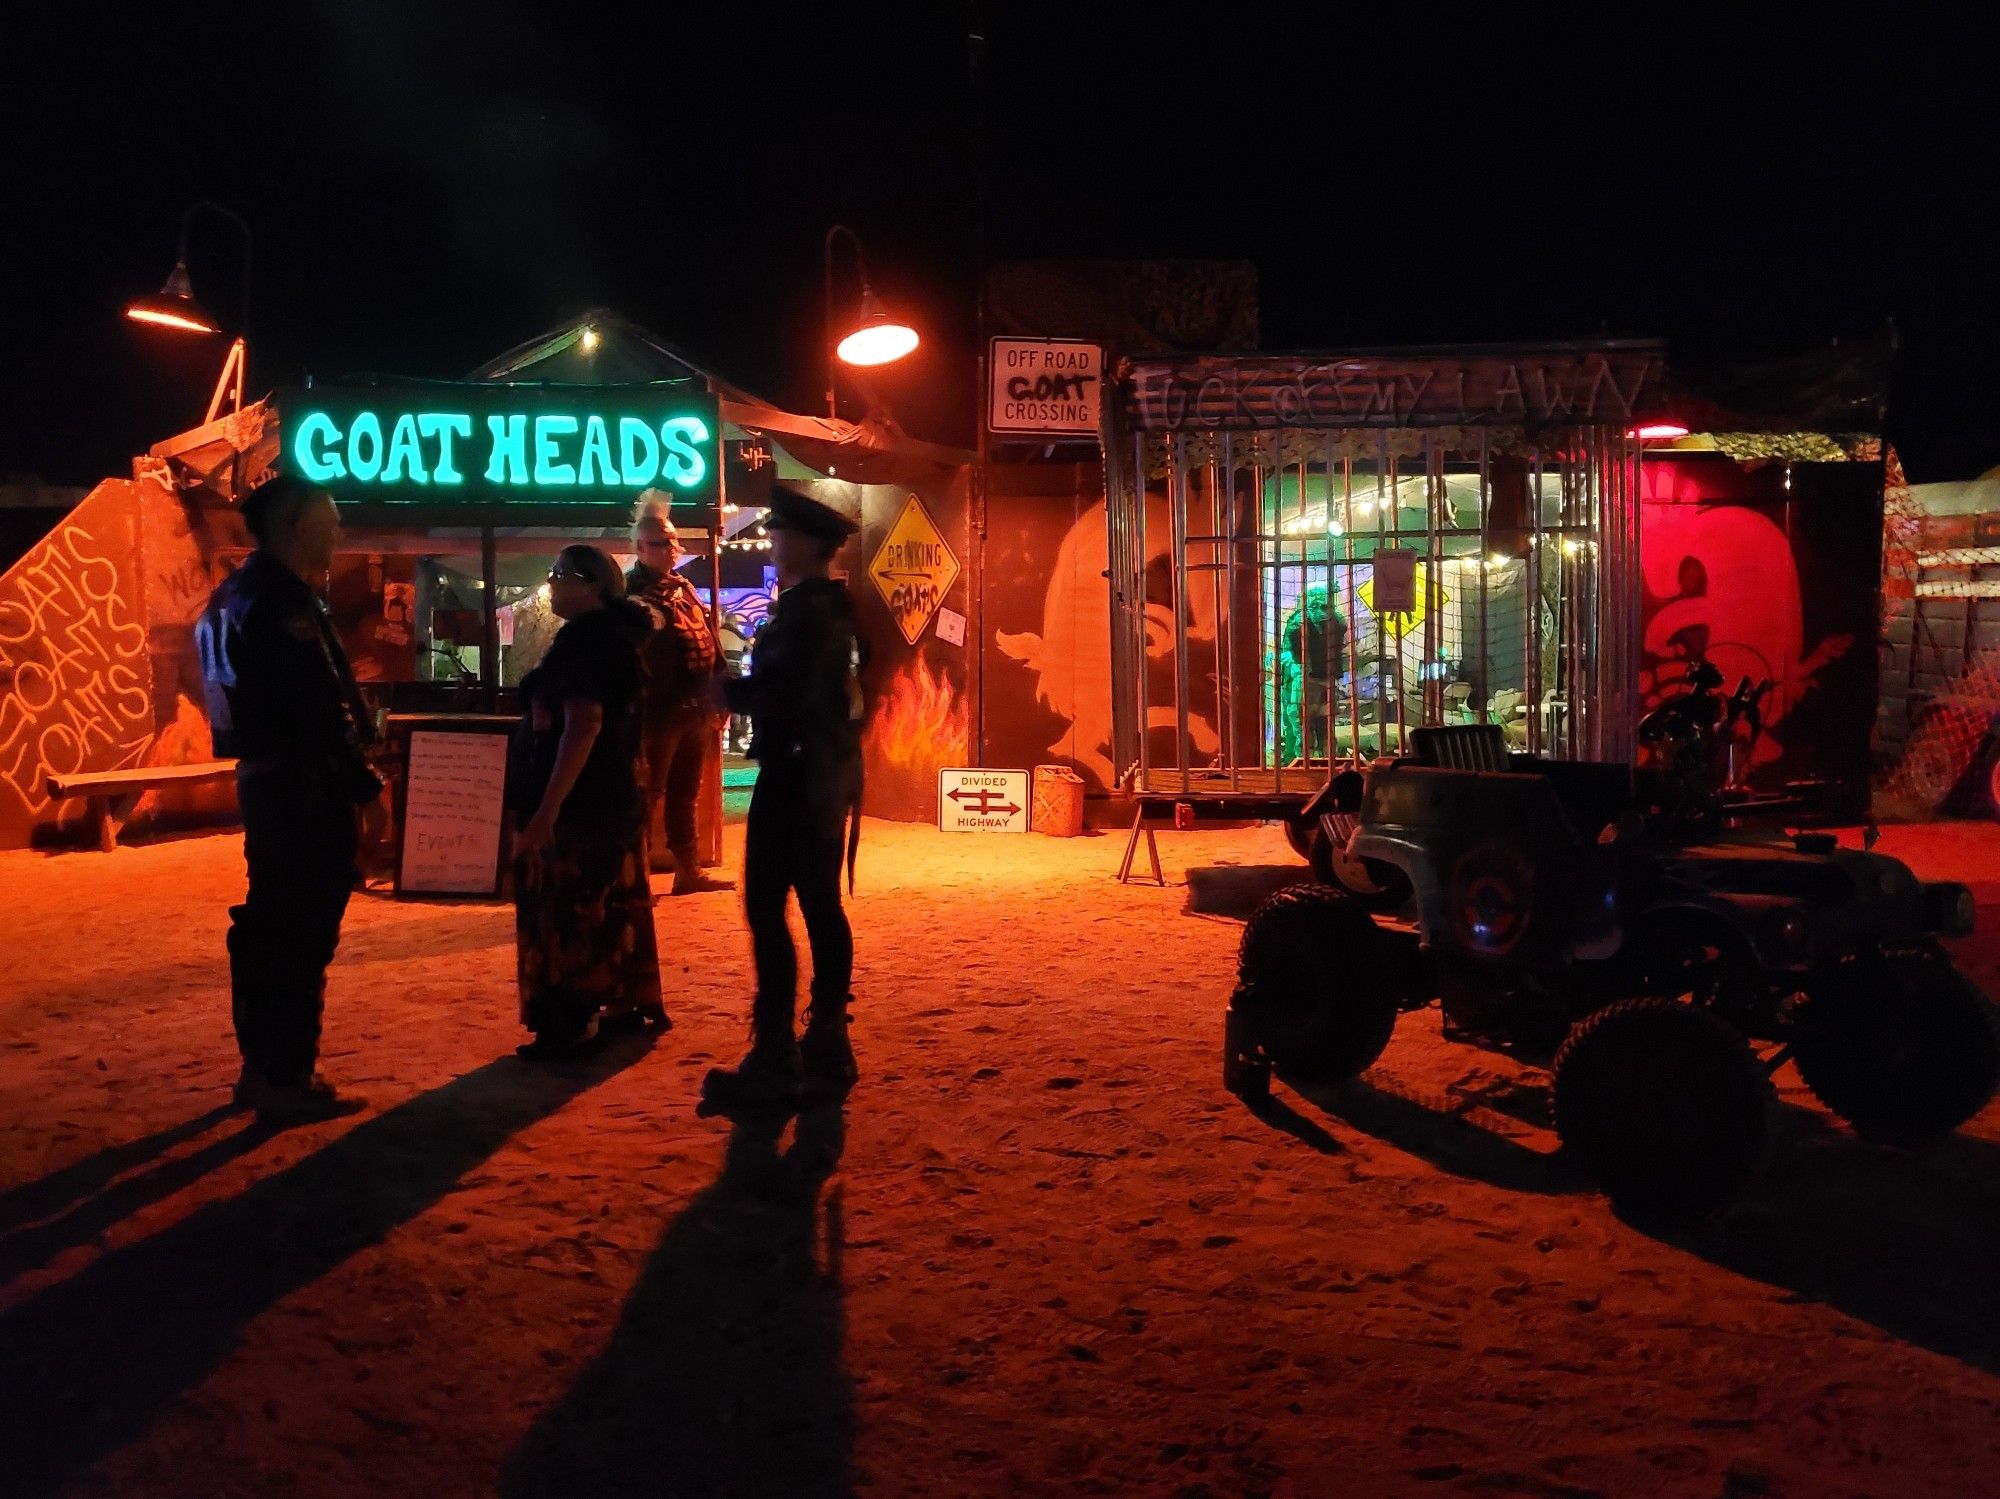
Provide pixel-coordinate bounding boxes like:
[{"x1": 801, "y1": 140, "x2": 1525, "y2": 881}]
[
  {"x1": 197, "y1": 476, "x2": 382, "y2": 1120},
  {"x1": 502, "y1": 1100, "x2": 853, "y2": 1497}
]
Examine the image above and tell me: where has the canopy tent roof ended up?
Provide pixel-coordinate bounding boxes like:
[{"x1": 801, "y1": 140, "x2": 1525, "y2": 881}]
[
  {"x1": 466, "y1": 307, "x2": 973, "y2": 487},
  {"x1": 465, "y1": 306, "x2": 766, "y2": 403}
]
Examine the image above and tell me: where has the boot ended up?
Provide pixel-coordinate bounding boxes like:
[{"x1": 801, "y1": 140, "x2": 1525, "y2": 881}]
[
  {"x1": 800, "y1": 993, "x2": 858, "y2": 1094},
  {"x1": 669, "y1": 845, "x2": 734, "y2": 896},
  {"x1": 702, "y1": 996, "x2": 804, "y2": 1110}
]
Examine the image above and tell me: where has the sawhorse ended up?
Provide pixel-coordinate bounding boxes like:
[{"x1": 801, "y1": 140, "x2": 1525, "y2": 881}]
[
  {"x1": 1116, "y1": 791, "x2": 1311, "y2": 885},
  {"x1": 1116, "y1": 801, "x2": 1167, "y2": 885}
]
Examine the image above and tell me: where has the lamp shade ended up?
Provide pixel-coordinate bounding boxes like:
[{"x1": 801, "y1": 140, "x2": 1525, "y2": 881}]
[
  {"x1": 835, "y1": 287, "x2": 919, "y2": 367},
  {"x1": 125, "y1": 260, "x2": 221, "y2": 335}
]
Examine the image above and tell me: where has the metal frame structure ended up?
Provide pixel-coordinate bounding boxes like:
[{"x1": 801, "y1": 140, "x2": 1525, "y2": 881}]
[{"x1": 1106, "y1": 344, "x2": 1657, "y2": 804}]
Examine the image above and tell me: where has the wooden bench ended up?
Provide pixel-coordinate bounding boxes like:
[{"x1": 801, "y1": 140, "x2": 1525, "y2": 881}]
[{"x1": 46, "y1": 761, "x2": 238, "y2": 851}]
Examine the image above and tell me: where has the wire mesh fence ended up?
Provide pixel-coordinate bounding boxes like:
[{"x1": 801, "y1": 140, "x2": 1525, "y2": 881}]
[
  {"x1": 1877, "y1": 444, "x2": 2000, "y2": 818},
  {"x1": 1114, "y1": 426, "x2": 1641, "y2": 797}
]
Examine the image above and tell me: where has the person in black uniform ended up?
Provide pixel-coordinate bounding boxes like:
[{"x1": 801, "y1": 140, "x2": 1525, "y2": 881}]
[
  {"x1": 702, "y1": 484, "x2": 866, "y2": 1108},
  {"x1": 197, "y1": 475, "x2": 381, "y2": 1122}
]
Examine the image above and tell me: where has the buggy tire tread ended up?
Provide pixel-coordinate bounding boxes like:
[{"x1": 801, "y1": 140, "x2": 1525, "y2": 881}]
[
  {"x1": 1552, "y1": 996, "x2": 1773, "y2": 1219},
  {"x1": 1237, "y1": 884, "x2": 1400, "y2": 1081},
  {"x1": 1795, "y1": 952, "x2": 2000, "y2": 1146}
]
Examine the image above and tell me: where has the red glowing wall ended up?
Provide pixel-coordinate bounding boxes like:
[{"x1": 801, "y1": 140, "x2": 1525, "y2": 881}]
[{"x1": 1639, "y1": 456, "x2": 1882, "y2": 818}]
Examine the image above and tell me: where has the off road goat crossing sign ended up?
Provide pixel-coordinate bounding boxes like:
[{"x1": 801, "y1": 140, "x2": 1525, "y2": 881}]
[{"x1": 938, "y1": 769, "x2": 1029, "y2": 833}]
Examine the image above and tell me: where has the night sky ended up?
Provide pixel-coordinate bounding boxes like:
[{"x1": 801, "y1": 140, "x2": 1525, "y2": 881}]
[{"x1": 4, "y1": 4, "x2": 1993, "y2": 485}]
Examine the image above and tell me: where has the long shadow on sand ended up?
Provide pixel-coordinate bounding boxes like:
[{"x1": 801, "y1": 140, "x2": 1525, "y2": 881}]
[
  {"x1": 1, "y1": 1036, "x2": 653, "y2": 1495},
  {"x1": 0, "y1": 1114, "x2": 281, "y2": 1281},
  {"x1": 1279, "y1": 1071, "x2": 2000, "y2": 1372},
  {"x1": 502, "y1": 1100, "x2": 854, "y2": 1499},
  {"x1": 1669, "y1": 1109, "x2": 2000, "y2": 1373},
  {"x1": 1286, "y1": 1074, "x2": 1589, "y2": 1196},
  {"x1": 0, "y1": 1106, "x2": 238, "y2": 1237}
]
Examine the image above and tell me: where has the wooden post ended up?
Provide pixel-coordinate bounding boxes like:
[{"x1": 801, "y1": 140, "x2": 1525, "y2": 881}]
[
  {"x1": 479, "y1": 524, "x2": 499, "y2": 712},
  {"x1": 698, "y1": 404, "x2": 727, "y2": 868}
]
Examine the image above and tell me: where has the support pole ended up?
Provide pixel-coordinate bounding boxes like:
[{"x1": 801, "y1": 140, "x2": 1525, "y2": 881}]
[
  {"x1": 479, "y1": 524, "x2": 498, "y2": 712},
  {"x1": 970, "y1": 8, "x2": 989, "y2": 766},
  {"x1": 699, "y1": 422, "x2": 727, "y2": 868}
]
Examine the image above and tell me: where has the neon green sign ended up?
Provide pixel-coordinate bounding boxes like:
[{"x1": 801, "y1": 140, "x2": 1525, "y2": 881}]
[{"x1": 279, "y1": 384, "x2": 720, "y2": 507}]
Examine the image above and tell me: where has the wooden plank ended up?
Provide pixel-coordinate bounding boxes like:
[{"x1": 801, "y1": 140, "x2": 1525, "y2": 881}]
[{"x1": 47, "y1": 760, "x2": 237, "y2": 798}]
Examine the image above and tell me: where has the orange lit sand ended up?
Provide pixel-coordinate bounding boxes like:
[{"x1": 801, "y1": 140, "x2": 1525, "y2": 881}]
[{"x1": 2, "y1": 819, "x2": 1997, "y2": 1495}]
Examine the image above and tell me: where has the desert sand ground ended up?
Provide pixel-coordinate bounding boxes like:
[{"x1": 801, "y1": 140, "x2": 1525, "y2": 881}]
[{"x1": 2, "y1": 817, "x2": 1997, "y2": 1497}]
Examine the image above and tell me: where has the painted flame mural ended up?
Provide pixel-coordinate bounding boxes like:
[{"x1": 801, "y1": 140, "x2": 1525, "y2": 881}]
[{"x1": 862, "y1": 652, "x2": 969, "y2": 821}]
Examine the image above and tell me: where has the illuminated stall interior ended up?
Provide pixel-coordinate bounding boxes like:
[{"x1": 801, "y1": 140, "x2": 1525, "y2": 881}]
[{"x1": 1108, "y1": 344, "x2": 1655, "y2": 801}]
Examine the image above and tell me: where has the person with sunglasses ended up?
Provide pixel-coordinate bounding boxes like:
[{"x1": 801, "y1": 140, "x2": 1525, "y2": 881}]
[
  {"x1": 625, "y1": 490, "x2": 730, "y2": 895},
  {"x1": 506, "y1": 544, "x2": 666, "y2": 1056}
]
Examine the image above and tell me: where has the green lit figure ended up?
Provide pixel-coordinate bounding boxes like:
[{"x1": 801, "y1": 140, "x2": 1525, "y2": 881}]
[{"x1": 1277, "y1": 586, "x2": 1347, "y2": 764}]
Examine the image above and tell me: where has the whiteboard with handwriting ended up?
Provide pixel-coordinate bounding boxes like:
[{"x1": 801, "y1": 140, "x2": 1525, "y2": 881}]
[{"x1": 398, "y1": 730, "x2": 510, "y2": 895}]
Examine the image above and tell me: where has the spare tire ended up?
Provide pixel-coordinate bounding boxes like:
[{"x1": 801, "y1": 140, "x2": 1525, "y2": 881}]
[
  {"x1": 1553, "y1": 997, "x2": 1772, "y2": 1219},
  {"x1": 1794, "y1": 949, "x2": 2000, "y2": 1146},
  {"x1": 1237, "y1": 884, "x2": 1401, "y2": 1082}
]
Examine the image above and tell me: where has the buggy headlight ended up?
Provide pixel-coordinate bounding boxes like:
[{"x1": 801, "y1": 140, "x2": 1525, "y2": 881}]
[{"x1": 1924, "y1": 881, "x2": 1976, "y2": 938}]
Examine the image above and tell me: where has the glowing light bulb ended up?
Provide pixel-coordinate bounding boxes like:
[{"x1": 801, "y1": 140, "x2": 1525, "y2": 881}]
[
  {"x1": 837, "y1": 320, "x2": 919, "y2": 366},
  {"x1": 579, "y1": 326, "x2": 600, "y2": 354},
  {"x1": 127, "y1": 306, "x2": 220, "y2": 333}
]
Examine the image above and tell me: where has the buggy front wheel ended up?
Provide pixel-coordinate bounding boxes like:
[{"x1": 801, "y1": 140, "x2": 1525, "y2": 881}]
[
  {"x1": 1794, "y1": 950, "x2": 2000, "y2": 1146},
  {"x1": 1552, "y1": 997, "x2": 1773, "y2": 1220},
  {"x1": 1237, "y1": 884, "x2": 1401, "y2": 1083}
]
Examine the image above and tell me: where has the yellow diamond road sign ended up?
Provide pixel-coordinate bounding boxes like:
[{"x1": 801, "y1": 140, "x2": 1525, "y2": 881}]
[
  {"x1": 1358, "y1": 562, "x2": 1446, "y2": 636},
  {"x1": 869, "y1": 494, "x2": 960, "y2": 645}
]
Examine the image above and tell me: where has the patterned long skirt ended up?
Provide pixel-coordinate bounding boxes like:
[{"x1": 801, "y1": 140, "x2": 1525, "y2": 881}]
[{"x1": 514, "y1": 816, "x2": 662, "y2": 1039}]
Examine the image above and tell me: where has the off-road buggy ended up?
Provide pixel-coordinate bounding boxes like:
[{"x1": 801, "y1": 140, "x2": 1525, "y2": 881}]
[{"x1": 1228, "y1": 667, "x2": 2000, "y2": 1217}]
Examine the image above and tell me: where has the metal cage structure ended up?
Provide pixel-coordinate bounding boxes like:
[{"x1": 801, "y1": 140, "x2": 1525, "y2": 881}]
[{"x1": 1105, "y1": 345, "x2": 1659, "y2": 803}]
